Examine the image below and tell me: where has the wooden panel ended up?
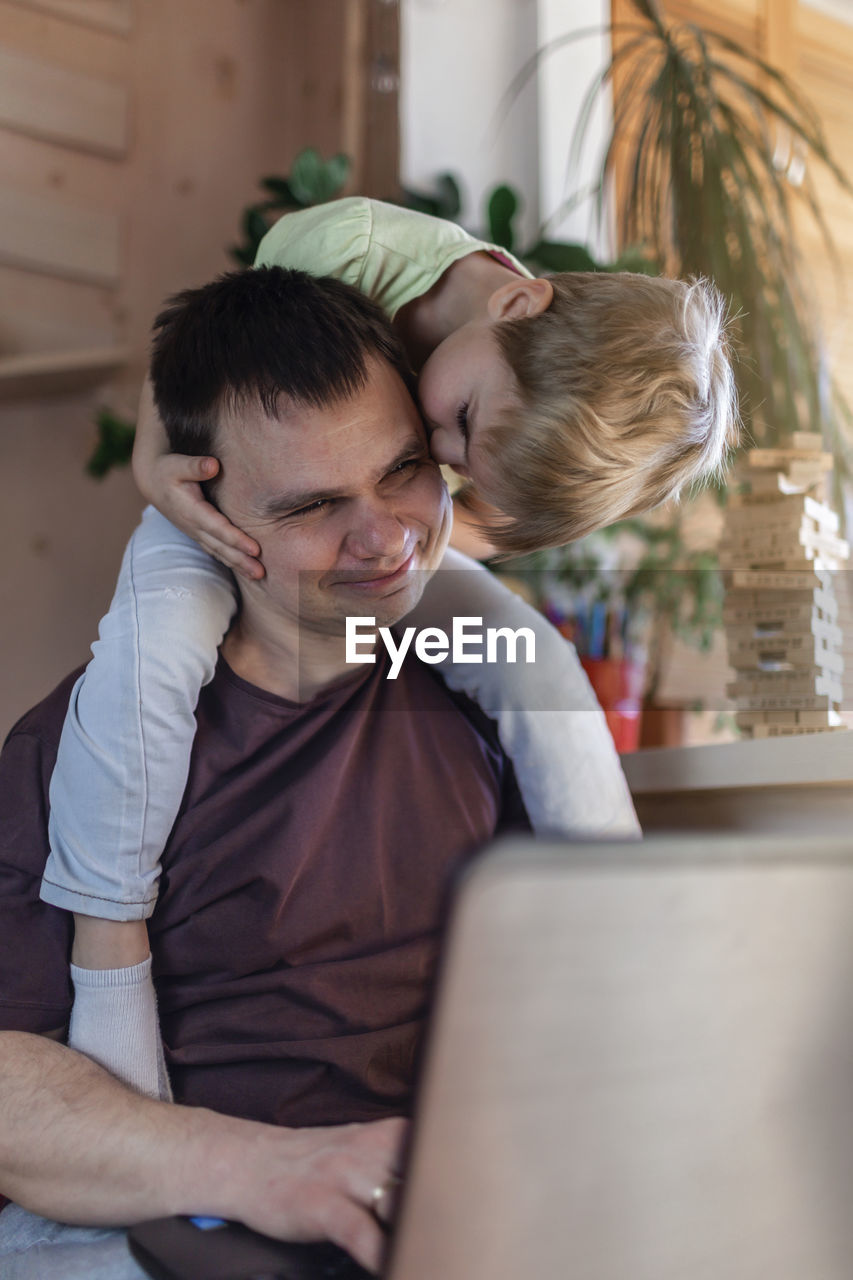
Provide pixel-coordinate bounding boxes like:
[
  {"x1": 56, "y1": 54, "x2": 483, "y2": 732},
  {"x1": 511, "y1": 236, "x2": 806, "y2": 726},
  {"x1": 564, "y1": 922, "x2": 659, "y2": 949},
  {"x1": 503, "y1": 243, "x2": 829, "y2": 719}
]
[
  {"x1": 0, "y1": 0, "x2": 130, "y2": 78},
  {"x1": 1, "y1": 0, "x2": 396, "y2": 746},
  {"x1": 612, "y1": 0, "x2": 761, "y2": 50},
  {"x1": 0, "y1": 44, "x2": 127, "y2": 155},
  {"x1": 0, "y1": 262, "x2": 118, "y2": 354},
  {"x1": 0, "y1": 185, "x2": 121, "y2": 283},
  {"x1": 362, "y1": 0, "x2": 400, "y2": 199},
  {"x1": 634, "y1": 783, "x2": 853, "y2": 834},
  {"x1": 0, "y1": 344, "x2": 128, "y2": 398},
  {"x1": 342, "y1": 0, "x2": 368, "y2": 183},
  {"x1": 798, "y1": 3, "x2": 853, "y2": 84},
  {"x1": 5, "y1": 0, "x2": 131, "y2": 35},
  {"x1": 792, "y1": 0, "x2": 853, "y2": 421},
  {"x1": 761, "y1": 0, "x2": 796, "y2": 72},
  {"x1": 623, "y1": 724, "x2": 853, "y2": 792},
  {"x1": 341, "y1": 0, "x2": 400, "y2": 199},
  {"x1": 0, "y1": 121, "x2": 128, "y2": 219}
]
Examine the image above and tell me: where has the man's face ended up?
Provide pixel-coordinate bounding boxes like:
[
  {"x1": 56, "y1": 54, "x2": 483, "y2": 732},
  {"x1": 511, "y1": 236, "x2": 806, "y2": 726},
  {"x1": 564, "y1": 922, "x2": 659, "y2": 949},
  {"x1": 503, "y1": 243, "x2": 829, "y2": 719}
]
[{"x1": 215, "y1": 356, "x2": 452, "y2": 639}]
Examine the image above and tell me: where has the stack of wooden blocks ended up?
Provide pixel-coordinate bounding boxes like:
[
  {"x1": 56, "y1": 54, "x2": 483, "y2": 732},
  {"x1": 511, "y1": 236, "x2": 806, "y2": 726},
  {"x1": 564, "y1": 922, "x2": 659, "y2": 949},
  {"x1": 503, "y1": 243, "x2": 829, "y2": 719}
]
[{"x1": 720, "y1": 433, "x2": 848, "y2": 738}]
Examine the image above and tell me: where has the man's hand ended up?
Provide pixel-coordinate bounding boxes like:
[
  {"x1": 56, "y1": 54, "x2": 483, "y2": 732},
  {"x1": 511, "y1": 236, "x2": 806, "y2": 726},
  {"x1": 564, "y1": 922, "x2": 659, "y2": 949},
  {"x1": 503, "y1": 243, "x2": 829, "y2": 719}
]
[
  {"x1": 209, "y1": 1117, "x2": 407, "y2": 1273},
  {"x1": 132, "y1": 377, "x2": 264, "y2": 581},
  {"x1": 0, "y1": 1033, "x2": 405, "y2": 1275}
]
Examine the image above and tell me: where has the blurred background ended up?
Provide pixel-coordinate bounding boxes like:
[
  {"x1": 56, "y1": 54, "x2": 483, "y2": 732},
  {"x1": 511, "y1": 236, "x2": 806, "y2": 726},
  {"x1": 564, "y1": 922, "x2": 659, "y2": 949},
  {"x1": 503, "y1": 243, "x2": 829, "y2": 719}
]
[{"x1": 0, "y1": 0, "x2": 851, "y2": 747}]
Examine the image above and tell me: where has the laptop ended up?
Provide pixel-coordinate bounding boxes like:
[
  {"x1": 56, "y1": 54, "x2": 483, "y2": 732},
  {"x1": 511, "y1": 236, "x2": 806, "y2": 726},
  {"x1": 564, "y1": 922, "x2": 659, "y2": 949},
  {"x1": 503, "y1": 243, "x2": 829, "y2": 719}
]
[{"x1": 131, "y1": 833, "x2": 853, "y2": 1279}]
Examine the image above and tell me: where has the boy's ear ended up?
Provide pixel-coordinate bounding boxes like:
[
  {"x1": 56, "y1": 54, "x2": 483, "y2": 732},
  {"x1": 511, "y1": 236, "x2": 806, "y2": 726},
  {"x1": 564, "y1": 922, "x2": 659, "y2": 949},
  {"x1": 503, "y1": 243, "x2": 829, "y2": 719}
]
[{"x1": 487, "y1": 277, "x2": 553, "y2": 321}]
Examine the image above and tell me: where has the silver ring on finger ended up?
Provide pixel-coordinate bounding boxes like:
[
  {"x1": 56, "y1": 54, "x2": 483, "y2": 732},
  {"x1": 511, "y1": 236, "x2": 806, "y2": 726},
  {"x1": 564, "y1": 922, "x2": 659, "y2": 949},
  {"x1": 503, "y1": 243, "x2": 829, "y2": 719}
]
[{"x1": 370, "y1": 1174, "x2": 402, "y2": 1222}]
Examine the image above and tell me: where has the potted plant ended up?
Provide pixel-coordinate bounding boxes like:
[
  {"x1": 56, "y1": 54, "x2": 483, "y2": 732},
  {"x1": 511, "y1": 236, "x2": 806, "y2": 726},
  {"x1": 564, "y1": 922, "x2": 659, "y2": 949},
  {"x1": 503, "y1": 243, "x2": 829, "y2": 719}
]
[
  {"x1": 490, "y1": 0, "x2": 852, "y2": 740},
  {"x1": 505, "y1": 0, "x2": 853, "y2": 483},
  {"x1": 495, "y1": 515, "x2": 724, "y2": 749}
]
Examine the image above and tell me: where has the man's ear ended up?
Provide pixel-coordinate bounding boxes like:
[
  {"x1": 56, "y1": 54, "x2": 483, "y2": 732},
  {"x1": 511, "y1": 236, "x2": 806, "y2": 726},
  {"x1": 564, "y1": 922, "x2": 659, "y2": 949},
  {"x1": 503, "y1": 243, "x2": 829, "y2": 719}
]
[{"x1": 487, "y1": 277, "x2": 554, "y2": 321}]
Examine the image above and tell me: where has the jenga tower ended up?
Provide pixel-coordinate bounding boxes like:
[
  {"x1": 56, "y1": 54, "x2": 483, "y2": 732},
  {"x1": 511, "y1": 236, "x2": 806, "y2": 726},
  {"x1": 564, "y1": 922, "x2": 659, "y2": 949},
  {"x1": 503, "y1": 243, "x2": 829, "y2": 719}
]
[{"x1": 719, "y1": 433, "x2": 848, "y2": 738}]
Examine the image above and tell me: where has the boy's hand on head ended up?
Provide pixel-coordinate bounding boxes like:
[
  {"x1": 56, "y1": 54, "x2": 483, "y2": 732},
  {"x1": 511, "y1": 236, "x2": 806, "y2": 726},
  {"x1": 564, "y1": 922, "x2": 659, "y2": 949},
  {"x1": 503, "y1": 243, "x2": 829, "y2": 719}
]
[
  {"x1": 132, "y1": 375, "x2": 264, "y2": 580},
  {"x1": 144, "y1": 453, "x2": 264, "y2": 579}
]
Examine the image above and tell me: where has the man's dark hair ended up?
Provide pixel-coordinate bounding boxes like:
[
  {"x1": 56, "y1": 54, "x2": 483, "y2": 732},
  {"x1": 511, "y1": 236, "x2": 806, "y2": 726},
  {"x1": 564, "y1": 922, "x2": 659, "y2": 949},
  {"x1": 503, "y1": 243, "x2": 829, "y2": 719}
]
[{"x1": 150, "y1": 266, "x2": 416, "y2": 458}]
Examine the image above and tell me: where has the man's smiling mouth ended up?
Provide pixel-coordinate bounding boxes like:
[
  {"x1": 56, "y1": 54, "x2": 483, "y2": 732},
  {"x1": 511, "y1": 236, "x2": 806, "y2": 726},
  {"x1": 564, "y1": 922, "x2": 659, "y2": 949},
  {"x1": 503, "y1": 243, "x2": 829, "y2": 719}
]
[{"x1": 334, "y1": 550, "x2": 416, "y2": 590}]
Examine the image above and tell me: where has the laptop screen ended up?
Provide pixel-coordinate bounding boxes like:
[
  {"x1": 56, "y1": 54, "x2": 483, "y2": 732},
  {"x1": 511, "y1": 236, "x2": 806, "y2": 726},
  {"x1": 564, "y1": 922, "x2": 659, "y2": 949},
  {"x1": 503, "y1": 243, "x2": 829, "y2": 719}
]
[{"x1": 388, "y1": 833, "x2": 853, "y2": 1280}]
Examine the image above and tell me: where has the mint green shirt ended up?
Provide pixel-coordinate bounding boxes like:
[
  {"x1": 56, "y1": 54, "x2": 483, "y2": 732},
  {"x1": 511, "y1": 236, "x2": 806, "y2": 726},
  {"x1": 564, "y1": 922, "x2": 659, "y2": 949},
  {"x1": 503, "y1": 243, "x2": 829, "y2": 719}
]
[{"x1": 254, "y1": 196, "x2": 531, "y2": 318}]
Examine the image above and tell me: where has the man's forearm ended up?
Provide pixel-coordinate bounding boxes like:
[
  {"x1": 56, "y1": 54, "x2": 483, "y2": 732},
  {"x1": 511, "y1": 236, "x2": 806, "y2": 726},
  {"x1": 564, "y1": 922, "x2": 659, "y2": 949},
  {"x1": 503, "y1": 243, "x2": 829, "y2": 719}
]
[
  {"x1": 0, "y1": 1031, "x2": 233, "y2": 1224},
  {"x1": 0, "y1": 1031, "x2": 405, "y2": 1273}
]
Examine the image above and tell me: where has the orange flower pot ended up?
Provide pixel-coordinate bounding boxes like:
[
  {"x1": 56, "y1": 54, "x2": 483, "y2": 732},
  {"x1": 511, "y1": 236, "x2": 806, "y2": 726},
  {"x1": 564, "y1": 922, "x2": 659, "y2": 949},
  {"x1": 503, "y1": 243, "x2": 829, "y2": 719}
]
[{"x1": 580, "y1": 657, "x2": 646, "y2": 754}]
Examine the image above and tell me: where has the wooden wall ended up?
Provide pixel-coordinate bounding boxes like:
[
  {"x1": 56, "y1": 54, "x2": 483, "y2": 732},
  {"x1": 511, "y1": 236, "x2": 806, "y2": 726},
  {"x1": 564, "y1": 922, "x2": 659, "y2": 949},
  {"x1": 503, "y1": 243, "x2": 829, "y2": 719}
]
[{"x1": 0, "y1": 0, "x2": 399, "y2": 740}]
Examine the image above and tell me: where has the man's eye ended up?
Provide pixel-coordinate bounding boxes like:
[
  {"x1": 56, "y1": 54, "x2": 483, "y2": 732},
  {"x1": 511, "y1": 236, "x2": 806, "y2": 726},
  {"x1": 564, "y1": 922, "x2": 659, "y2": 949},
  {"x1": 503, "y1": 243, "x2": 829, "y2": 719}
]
[
  {"x1": 287, "y1": 499, "x2": 331, "y2": 519},
  {"x1": 456, "y1": 404, "x2": 469, "y2": 440},
  {"x1": 390, "y1": 456, "x2": 422, "y2": 477}
]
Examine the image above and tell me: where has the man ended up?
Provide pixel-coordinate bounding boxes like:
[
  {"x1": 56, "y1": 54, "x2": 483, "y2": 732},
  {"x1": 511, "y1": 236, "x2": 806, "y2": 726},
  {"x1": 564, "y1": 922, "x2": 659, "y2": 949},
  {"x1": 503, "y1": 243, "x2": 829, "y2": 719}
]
[{"x1": 0, "y1": 269, "x2": 536, "y2": 1277}]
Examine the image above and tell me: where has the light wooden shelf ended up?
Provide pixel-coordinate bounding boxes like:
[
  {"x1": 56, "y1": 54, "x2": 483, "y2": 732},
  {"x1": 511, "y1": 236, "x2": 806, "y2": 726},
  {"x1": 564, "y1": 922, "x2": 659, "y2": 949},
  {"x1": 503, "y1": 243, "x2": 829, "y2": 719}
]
[
  {"x1": 6, "y1": 0, "x2": 133, "y2": 37},
  {"x1": 0, "y1": 346, "x2": 130, "y2": 400},
  {"x1": 622, "y1": 728, "x2": 853, "y2": 794}
]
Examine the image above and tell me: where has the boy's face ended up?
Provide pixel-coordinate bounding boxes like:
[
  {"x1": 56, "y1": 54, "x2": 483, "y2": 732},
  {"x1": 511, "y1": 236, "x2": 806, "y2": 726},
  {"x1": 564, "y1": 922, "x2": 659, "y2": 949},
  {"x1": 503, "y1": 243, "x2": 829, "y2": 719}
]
[{"x1": 417, "y1": 320, "x2": 520, "y2": 502}]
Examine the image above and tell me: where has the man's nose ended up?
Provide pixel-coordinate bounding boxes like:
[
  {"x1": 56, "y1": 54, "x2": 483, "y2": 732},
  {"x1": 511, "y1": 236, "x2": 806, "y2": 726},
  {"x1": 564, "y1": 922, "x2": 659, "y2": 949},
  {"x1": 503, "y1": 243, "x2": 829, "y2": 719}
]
[{"x1": 346, "y1": 500, "x2": 409, "y2": 561}]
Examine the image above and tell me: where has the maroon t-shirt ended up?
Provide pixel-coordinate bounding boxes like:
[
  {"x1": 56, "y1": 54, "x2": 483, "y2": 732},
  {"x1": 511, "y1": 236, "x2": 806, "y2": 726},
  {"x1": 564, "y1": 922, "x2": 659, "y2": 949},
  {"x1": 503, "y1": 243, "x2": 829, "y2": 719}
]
[{"x1": 0, "y1": 653, "x2": 527, "y2": 1127}]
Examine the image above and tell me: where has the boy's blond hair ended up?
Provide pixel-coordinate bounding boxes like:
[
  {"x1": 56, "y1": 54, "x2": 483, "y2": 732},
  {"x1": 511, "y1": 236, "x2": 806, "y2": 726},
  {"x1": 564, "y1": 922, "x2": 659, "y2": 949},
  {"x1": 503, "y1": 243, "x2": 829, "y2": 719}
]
[{"x1": 464, "y1": 271, "x2": 739, "y2": 555}]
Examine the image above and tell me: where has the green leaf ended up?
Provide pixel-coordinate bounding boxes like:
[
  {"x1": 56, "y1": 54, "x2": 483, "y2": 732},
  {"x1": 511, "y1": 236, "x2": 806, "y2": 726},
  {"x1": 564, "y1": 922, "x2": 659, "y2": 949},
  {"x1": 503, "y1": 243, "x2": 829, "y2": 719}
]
[
  {"x1": 288, "y1": 147, "x2": 324, "y2": 205},
  {"x1": 398, "y1": 186, "x2": 442, "y2": 217},
  {"x1": 259, "y1": 175, "x2": 295, "y2": 202},
  {"x1": 86, "y1": 409, "x2": 136, "y2": 479},
  {"x1": 399, "y1": 174, "x2": 463, "y2": 222},
  {"x1": 289, "y1": 147, "x2": 350, "y2": 206},
  {"x1": 324, "y1": 153, "x2": 351, "y2": 197},
  {"x1": 246, "y1": 207, "x2": 271, "y2": 247},
  {"x1": 487, "y1": 183, "x2": 519, "y2": 252},
  {"x1": 605, "y1": 246, "x2": 659, "y2": 274},
  {"x1": 495, "y1": 19, "x2": 651, "y2": 133},
  {"x1": 527, "y1": 241, "x2": 600, "y2": 272},
  {"x1": 433, "y1": 173, "x2": 462, "y2": 219},
  {"x1": 229, "y1": 243, "x2": 256, "y2": 266}
]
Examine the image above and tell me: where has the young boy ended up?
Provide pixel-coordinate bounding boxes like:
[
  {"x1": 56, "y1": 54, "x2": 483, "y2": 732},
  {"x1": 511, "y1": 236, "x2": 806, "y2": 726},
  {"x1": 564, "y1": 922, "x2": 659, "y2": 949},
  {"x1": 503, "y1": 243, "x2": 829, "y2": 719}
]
[
  {"x1": 41, "y1": 198, "x2": 737, "y2": 1100},
  {"x1": 137, "y1": 197, "x2": 737, "y2": 564}
]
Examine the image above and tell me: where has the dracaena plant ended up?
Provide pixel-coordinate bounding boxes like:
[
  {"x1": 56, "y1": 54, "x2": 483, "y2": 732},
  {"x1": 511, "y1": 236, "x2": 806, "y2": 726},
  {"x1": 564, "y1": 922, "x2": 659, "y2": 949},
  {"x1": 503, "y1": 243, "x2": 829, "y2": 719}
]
[{"x1": 505, "y1": 0, "x2": 853, "y2": 491}]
